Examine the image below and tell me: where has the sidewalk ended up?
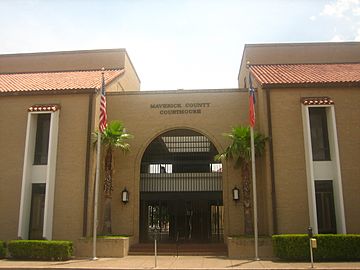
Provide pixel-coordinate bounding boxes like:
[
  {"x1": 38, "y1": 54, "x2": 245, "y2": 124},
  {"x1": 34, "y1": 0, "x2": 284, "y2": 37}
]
[{"x1": 1, "y1": 255, "x2": 360, "y2": 270}]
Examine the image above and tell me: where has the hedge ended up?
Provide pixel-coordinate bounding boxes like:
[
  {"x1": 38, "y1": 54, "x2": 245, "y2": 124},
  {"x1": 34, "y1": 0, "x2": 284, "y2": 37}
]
[
  {"x1": 0, "y1": 241, "x2": 5, "y2": 259},
  {"x1": 272, "y1": 234, "x2": 360, "y2": 261},
  {"x1": 7, "y1": 240, "x2": 73, "y2": 261}
]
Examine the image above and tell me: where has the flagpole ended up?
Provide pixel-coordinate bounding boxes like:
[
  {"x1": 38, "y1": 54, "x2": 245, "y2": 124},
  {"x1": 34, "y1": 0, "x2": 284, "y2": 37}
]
[
  {"x1": 247, "y1": 63, "x2": 259, "y2": 261},
  {"x1": 92, "y1": 130, "x2": 101, "y2": 260},
  {"x1": 251, "y1": 126, "x2": 259, "y2": 261},
  {"x1": 93, "y1": 69, "x2": 105, "y2": 260}
]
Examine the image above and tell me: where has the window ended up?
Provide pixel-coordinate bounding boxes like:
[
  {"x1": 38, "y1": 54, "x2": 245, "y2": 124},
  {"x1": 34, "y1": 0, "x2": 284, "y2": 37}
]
[
  {"x1": 302, "y1": 100, "x2": 346, "y2": 234},
  {"x1": 210, "y1": 163, "x2": 222, "y2": 172},
  {"x1": 315, "y1": 180, "x2": 337, "y2": 234},
  {"x1": 149, "y1": 164, "x2": 173, "y2": 173},
  {"x1": 309, "y1": 108, "x2": 331, "y2": 161},
  {"x1": 34, "y1": 114, "x2": 51, "y2": 165},
  {"x1": 29, "y1": 183, "x2": 46, "y2": 239}
]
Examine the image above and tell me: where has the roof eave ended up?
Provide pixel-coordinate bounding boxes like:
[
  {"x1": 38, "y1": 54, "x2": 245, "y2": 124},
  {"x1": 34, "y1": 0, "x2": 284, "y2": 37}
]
[
  {"x1": 0, "y1": 88, "x2": 98, "y2": 96},
  {"x1": 261, "y1": 81, "x2": 360, "y2": 89}
]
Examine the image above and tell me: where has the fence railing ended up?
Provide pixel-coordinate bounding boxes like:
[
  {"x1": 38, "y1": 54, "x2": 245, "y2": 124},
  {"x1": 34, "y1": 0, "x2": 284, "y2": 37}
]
[{"x1": 140, "y1": 172, "x2": 222, "y2": 192}]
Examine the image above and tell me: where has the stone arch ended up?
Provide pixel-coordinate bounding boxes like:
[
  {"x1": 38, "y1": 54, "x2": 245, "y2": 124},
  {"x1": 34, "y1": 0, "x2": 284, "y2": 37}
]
[{"x1": 138, "y1": 127, "x2": 224, "y2": 243}]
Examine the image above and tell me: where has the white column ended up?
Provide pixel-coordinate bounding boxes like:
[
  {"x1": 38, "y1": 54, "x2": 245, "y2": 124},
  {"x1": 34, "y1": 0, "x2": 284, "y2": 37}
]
[
  {"x1": 301, "y1": 105, "x2": 318, "y2": 234},
  {"x1": 302, "y1": 104, "x2": 346, "y2": 234},
  {"x1": 43, "y1": 111, "x2": 60, "y2": 240},
  {"x1": 327, "y1": 106, "x2": 346, "y2": 234},
  {"x1": 18, "y1": 114, "x2": 37, "y2": 239},
  {"x1": 18, "y1": 110, "x2": 60, "y2": 240}
]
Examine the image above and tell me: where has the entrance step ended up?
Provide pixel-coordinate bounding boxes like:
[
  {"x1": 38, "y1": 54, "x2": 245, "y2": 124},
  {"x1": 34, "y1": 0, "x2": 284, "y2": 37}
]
[{"x1": 129, "y1": 243, "x2": 227, "y2": 256}]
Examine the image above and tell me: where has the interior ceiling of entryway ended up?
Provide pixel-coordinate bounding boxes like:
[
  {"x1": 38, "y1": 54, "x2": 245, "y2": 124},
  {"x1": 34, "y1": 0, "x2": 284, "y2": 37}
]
[
  {"x1": 161, "y1": 135, "x2": 210, "y2": 153},
  {"x1": 141, "y1": 129, "x2": 220, "y2": 174}
]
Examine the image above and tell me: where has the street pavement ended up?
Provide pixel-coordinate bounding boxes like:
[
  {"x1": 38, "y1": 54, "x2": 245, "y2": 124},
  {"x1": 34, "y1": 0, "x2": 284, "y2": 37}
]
[{"x1": 1, "y1": 255, "x2": 360, "y2": 270}]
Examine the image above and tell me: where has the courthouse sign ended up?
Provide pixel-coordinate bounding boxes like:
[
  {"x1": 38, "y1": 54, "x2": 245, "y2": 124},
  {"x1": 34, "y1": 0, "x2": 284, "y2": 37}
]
[{"x1": 150, "y1": 102, "x2": 211, "y2": 115}]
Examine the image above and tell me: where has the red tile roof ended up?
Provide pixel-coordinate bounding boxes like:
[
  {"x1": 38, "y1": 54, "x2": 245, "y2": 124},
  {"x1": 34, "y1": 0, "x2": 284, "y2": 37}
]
[
  {"x1": 250, "y1": 63, "x2": 360, "y2": 88},
  {"x1": 0, "y1": 69, "x2": 124, "y2": 93}
]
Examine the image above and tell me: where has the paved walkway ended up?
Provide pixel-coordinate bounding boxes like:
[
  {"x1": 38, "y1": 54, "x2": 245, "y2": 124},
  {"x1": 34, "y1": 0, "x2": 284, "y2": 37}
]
[{"x1": 1, "y1": 256, "x2": 360, "y2": 270}]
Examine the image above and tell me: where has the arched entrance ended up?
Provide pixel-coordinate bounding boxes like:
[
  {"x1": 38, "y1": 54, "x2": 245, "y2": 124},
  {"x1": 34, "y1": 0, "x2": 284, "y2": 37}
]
[{"x1": 140, "y1": 129, "x2": 223, "y2": 243}]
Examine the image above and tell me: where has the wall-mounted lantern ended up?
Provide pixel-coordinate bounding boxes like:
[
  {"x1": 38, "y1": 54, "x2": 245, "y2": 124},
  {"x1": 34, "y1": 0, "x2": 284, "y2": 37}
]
[
  {"x1": 122, "y1": 188, "x2": 129, "y2": 203},
  {"x1": 232, "y1": 186, "x2": 240, "y2": 201}
]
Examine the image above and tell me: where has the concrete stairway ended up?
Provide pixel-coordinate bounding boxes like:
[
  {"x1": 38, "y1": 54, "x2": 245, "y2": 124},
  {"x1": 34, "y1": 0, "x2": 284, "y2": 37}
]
[{"x1": 129, "y1": 243, "x2": 228, "y2": 256}]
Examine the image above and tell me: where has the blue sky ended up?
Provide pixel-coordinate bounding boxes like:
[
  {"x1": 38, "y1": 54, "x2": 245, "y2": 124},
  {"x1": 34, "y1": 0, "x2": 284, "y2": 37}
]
[{"x1": 0, "y1": 0, "x2": 359, "y2": 90}]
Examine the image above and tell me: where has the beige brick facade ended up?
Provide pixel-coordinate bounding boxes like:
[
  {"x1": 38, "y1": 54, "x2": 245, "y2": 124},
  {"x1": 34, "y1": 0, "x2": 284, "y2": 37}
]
[{"x1": 0, "y1": 43, "x2": 359, "y2": 251}]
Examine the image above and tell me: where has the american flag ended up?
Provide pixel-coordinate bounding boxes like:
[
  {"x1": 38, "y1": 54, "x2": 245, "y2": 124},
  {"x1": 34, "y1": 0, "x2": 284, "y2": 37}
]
[
  {"x1": 249, "y1": 73, "x2": 256, "y2": 128},
  {"x1": 99, "y1": 71, "x2": 107, "y2": 133}
]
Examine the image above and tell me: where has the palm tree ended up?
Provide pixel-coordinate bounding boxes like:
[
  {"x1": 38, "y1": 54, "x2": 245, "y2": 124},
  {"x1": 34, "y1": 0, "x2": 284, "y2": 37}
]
[
  {"x1": 215, "y1": 126, "x2": 266, "y2": 235},
  {"x1": 98, "y1": 120, "x2": 133, "y2": 235}
]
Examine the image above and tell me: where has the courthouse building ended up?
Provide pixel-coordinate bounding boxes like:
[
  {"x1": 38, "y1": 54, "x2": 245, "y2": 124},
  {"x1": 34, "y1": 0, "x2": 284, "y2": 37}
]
[{"x1": 0, "y1": 42, "x2": 360, "y2": 256}]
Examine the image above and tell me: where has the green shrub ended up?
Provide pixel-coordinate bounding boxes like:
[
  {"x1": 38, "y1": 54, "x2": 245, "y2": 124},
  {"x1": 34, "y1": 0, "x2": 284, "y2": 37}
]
[
  {"x1": 314, "y1": 234, "x2": 360, "y2": 261},
  {"x1": 272, "y1": 234, "x2": 360, "y2": 261},
  {"x1": 0, "y1": 241, "x2": 5, "y2": 259},
  {"x1": 7, "y1": 240, "x2": 73, "y2": 261},
  {"x1": 272, "y1": 234, "x2": 309, "y2": 261}
]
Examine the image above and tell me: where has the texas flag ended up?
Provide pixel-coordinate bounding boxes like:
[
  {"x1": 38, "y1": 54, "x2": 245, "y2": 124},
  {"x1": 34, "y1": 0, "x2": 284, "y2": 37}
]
[{"x1": 249, "y1": 74, "x2": 256, "y2": 128}]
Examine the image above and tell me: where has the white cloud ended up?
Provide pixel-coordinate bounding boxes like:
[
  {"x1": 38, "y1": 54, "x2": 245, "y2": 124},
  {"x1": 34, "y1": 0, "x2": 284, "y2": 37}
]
[
  {"x1": 353, "y1": 6, "x2": 360, "y2": 15},
  {"x1": 321, "y1": 0, "x2": 360, "y2": 18},
  {"x1": 330, "y1": 34, "x2": 344, "y2": 41},
  {"x1": 320, "y1": 0, "x2": 360, "y2": 41},
  {"x1": 310, "y1": 15, "x2": 317, "y2": 21}
]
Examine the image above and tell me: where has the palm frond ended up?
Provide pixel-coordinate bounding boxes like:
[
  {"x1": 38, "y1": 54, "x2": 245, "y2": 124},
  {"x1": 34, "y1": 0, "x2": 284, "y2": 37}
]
[
  {"x1": 100, "y1": 120, "x2": 134, "y2": 152},
  {"x1": 216, "y1": 125, "x2": 267, "y2": 167}
]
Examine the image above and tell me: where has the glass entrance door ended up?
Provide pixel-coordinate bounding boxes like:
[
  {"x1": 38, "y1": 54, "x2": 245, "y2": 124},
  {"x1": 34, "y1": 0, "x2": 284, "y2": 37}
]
[{"x1": 144, "y1": 200, "x2": 170, "y2": 242}]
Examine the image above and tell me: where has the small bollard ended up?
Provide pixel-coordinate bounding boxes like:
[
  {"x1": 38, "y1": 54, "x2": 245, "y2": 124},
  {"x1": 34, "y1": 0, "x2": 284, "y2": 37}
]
[
  {"x1": 154, "y1": 230, "x2": 158, "y2": 268},
  {"x1": 154, "y1": 238, "x2": 157, "y2": 268}
]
